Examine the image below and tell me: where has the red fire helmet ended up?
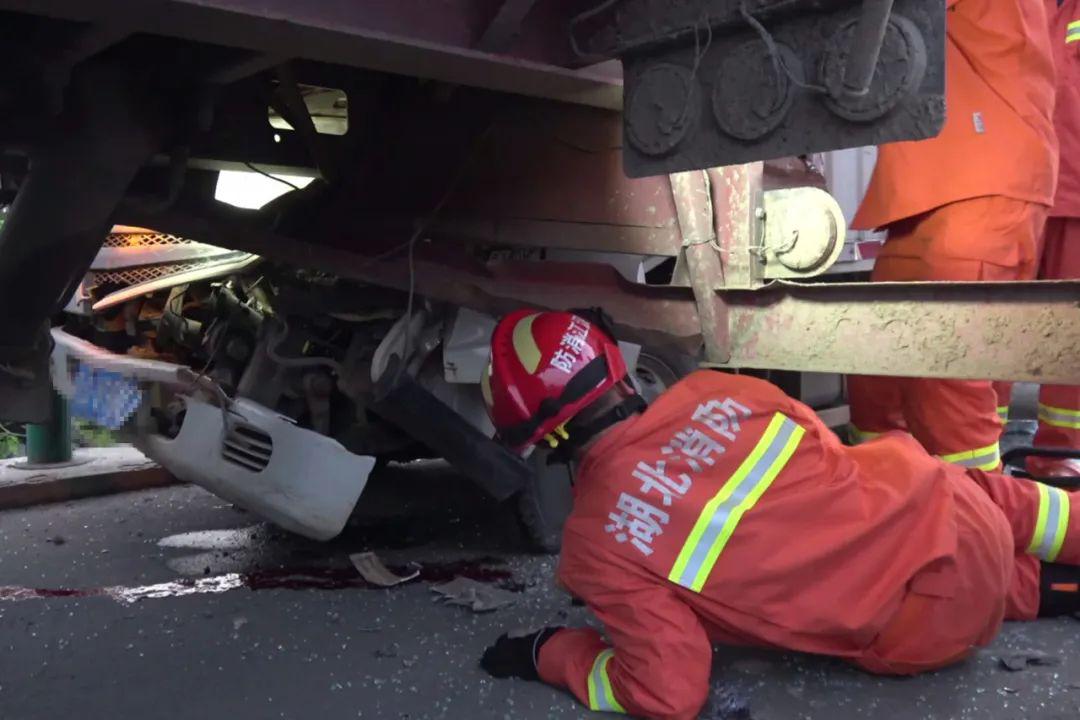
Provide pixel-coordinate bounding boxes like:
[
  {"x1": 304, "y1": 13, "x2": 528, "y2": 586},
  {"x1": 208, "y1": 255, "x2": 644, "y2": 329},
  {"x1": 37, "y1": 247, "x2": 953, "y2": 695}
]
[{"x1": 482, "y1": 309, "x2": 628, "y2": 452}]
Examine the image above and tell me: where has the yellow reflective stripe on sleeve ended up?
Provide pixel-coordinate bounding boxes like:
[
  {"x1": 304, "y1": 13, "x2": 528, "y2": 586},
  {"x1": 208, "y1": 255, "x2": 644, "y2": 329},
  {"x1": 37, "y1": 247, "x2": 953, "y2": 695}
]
[
  {"x1": 586, "y1": 649, "x2": 626, "y2": 714},
  {"x1": 939, "y1": 442, "x2": 1000, "y2": 471},
  {"x1": 1068, "y1": 20, "x2": 1080, "y2": 43},
  {"x1": 1027, "y1": 483, "x2": 1071, "y2": 562},
  {"x1": 669, "y1": 413, "x2": 805, "y2": 592},
  {"x1": 996, "y1": 406, "x2": 1010, "y2": 423},
  {"x1": 1038, "y1": 403, "x2": 1080, "y2": 430},
  {"x1": 849, "y1": 425, "x2": 880, "y2": 445}
]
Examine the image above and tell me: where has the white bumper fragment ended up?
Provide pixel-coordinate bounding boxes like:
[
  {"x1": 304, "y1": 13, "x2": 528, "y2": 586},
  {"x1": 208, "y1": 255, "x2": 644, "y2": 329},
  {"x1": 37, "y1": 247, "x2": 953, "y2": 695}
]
[{"x1": 50, "y1": 328, "x2": 374, "y2": 540}]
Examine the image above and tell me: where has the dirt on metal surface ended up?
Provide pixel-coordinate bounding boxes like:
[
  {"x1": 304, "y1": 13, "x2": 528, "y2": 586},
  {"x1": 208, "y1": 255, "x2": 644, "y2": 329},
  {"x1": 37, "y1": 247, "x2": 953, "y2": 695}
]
[
  {"x1": 721, "y1": 280, "x2": 1080, "y2": 383},
  {"x1": 618, "y1": 0, "x2": 946, "y2": 176},
  {"x1": 672, "y1": 168, "x2": 731, "y2": 363}
]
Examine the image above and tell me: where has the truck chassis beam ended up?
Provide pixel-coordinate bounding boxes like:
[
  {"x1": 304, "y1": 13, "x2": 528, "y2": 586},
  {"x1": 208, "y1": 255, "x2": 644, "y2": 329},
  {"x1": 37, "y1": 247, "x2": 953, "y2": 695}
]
[
  {"x1": 716, "y1": 279, "x2": 1080, "y2": 383},
  {"x1": 125, "y1": 206, "x2": 1080, "y2": 385},
  {"x1": 0, "y1": 0, "x2": 622, "y2": 110}
]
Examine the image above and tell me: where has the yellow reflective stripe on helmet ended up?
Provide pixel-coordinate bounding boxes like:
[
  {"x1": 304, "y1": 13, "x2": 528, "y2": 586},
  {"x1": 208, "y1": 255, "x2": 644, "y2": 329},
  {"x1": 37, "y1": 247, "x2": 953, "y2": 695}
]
[
  {"x1": 480, "y1": 363, "x2": 494, "y2": 409},
  {"x1": 1028, "y1": 483, "x2": 1071, "y2": 562},
  {"x1": 669, "y1": 413, "x2": 805, "y2": 593},
  {"x1": 997, "y1": 406, "x2": 1010, "y2": 423},
  {"x1": 511, "y1": 313, "x2": 542, "y2": 374},
  {"x1": 1038, "y1": 403, "x2": 1080, "y2": 430},
  {"x1": 586, "y1": 649, "x2": 626, "y2": 714},
  {"x1": 849, "y1": 425, "x2": 880, "y2": 445},
  {"x1": 939, "y1": 442, "x2": 1000, "y2": 471}
]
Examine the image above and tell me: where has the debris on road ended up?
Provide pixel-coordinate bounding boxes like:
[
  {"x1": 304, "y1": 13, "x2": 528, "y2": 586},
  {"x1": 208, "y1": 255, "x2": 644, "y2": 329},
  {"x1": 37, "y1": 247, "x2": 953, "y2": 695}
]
[
  {"x1": 4, "y1": 483, "x2": 1080, "y2": 719},
  {"x1": 998, "y1": 650, "x2": 1061, "y2": 672},
  {"x1": 349, "y1": 551, "x2": 419, "y2": 587},
  {"x1": 431, "y1": 576, "x2": 519, "y2": 612},
  {"x1": 700, "y1": 683, "x2": 753, "y2": 720},
  {"x1": 157, "y1": 526, "x2": 262, "y2": 550},
  {"x1": 374, "y1": 643, "x2": 400, "y2": 659}
]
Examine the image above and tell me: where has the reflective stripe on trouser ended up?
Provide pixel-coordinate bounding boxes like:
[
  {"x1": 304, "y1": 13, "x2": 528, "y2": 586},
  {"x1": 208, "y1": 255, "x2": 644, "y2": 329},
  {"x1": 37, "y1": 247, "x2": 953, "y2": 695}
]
[
  {"x1": 940, "y1": 442, "x2": 1000, "y2": 471},
  {"x1": 586, "y1": 649, "x2": 625, "y2": 714},
  {"x1": 669, "y1": 413, "x2": 805, "y2": 592},
  {"x1": 997, "y1": 406, "x2": 1009, "y2": 423},
  {"x1": 1027, "y1": 483, "x2": 1071, "y2": 562},
  {"x1": 1038, "y1": 403, "x2": 1080, "y2": 430},
  {"x1": 849, "y1": 425, "x2": 881, "y2": 445}
]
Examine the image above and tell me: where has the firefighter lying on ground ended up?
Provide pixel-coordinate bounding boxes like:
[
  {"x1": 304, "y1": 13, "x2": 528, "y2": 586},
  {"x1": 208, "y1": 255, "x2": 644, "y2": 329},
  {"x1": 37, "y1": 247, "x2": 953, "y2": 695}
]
[{"x1": 477, "y1": 310, "x2": 1080, "y2": 720}]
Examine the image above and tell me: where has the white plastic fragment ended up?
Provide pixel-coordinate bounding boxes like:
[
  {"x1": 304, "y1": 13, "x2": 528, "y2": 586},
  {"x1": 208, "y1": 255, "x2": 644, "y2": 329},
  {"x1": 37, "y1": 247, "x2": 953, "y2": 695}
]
[
  {"x1": 430, "y1": 577, "x2": 518, "y2": 612},
  {"x1": 350, "y1": 552, "x2": 419, "y2": 587}
]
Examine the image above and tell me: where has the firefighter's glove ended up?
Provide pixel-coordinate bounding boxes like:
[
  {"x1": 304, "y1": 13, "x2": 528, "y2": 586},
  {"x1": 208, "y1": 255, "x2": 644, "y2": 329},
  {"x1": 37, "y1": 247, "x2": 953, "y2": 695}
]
[{"x1": 480, "y1": 627, "x2": 562, "y2": 681}]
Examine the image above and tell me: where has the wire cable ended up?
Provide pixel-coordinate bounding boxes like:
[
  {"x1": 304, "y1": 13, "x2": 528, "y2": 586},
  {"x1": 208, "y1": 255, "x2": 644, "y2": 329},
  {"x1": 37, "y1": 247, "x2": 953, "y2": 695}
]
[
  {"x1": 244, "y1": 162, "x2": 303, "y2": 190},
  {"x1": 739, "y1": 0, "x2": 829, "y2": 94},
  {"x1": 0, "y1": 422, "x2": 25, "y2": 438},
  {"x1": 568, "y1": 0, "x2": 626, "y2": 58},
  {"x1": 390, "y1": 122, "x2": 496, "y2": 383},
  {"x1": 353, "y1": 236, "x2": 425, "y2": 270},
  {"x1": 394, "y1": 231, "x2": 418, "y2": 384},
  {"x1": 267, "y1": 318, "x2": 344, "y2": 375},
  {"x1": 667, "y1": 11, "x2": 714, "y2": 135}
]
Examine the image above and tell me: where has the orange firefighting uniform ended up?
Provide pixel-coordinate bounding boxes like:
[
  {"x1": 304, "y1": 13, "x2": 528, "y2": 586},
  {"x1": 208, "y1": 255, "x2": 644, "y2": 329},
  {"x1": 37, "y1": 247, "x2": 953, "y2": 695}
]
[
  {"x1": 996, "y1": 1, "x2": 1080, "y2": 461},
  {"x1": 847, "y1": 0, "x2": 1058, "y2": 468},
  {"x1": 537, "y1": 371, "x2": 1079, "y2": 720}
]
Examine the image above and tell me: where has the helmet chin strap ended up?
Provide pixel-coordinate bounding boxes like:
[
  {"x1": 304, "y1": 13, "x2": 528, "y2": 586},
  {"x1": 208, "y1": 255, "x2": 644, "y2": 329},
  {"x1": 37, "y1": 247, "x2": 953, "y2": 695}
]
[{"x1": 548, "y1": 391, "x2": 647, "y2": 465}]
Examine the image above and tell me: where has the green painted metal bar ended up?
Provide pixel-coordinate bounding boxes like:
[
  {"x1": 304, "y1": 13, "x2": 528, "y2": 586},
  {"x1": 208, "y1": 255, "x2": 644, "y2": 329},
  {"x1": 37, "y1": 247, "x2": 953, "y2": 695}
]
[{"x1": 25, "y1": 391, "x2": 72, "y2": 464}]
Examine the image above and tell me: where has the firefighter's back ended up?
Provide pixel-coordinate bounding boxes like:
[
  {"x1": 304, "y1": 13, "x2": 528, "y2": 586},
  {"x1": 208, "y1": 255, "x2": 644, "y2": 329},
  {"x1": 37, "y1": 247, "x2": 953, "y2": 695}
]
[{"x1": 564, "y1": 370, "x2": 1013, "y2": 670}]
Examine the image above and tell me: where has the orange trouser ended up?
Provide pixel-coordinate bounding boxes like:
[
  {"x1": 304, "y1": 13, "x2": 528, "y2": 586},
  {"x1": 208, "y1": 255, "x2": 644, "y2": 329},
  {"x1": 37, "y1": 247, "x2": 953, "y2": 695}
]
[
  {"x1": 867, "y1": 467, "x2": 1080, "y2": 674},
  {"x1": 849, "y1": 196, "x2": 1047, "y2": 467},
  {"x1": 994, "y1": 216, "x2": 1080, "y2": 456}
]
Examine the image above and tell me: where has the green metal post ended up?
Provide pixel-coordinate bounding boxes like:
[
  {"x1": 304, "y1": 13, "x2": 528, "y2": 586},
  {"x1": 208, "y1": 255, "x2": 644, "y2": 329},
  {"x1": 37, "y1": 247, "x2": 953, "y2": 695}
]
[{"x1": 26, "y1": 391, "x2": 72, "y2": 464}]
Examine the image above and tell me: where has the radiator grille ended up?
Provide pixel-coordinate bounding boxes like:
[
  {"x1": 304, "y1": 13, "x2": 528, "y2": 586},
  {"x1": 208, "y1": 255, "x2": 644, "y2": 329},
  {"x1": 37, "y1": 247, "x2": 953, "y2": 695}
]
[
  {"x1": 89, "y1": 261, "x2": 211, "y2": 287},
  {"x1": 103, "y1": 232, "x2": 195, "y2": 248}
]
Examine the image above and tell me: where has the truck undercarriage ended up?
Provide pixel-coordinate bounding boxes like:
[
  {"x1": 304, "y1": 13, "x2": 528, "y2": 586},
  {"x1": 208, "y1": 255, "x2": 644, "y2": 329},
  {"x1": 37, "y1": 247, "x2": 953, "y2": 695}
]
[{"x1": 1, "y1": 0, "x2": 1078, "y2": 543}]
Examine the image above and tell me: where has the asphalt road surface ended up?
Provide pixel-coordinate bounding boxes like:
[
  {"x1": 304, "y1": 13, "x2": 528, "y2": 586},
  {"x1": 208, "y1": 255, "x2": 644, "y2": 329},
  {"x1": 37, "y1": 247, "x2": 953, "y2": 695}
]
[{"x1": 1, "y1": 463, "x2": 1078, "y2": 720}]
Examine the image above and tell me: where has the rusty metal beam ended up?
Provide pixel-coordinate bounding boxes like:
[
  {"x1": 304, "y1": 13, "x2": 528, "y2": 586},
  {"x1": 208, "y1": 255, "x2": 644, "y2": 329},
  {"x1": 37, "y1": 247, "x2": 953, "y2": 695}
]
[
  {"x1": 711, "y1": 280, "x2": 1080, "y2": 384},
  {"x1": 707, "y1": 163, "x2": 765, "y2": 289},
  {"x1": 670, "y1": 170, "x2": 729, "y2": 363},
  {"x1": 206, "y1": 52, "x2": 286, "y2": 87},
  {"x1": 428, "y1": 180, "x2": 840, "y2": 263},
  {"x1": 0, "y1": 0, "x2": 622, "y2": 109},
  {"x1": 123, "y1": 206, "x2": 704, "y2": 352},
  {"x1": 123, "y1": 207, "x2": 1080, "y2": 384},
  {"x1": 388, "y1": 217, "x2": 682, "y2": 256},
  {"x1": 477, "y1": 0, "x2": 541, "y2": 53}
]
